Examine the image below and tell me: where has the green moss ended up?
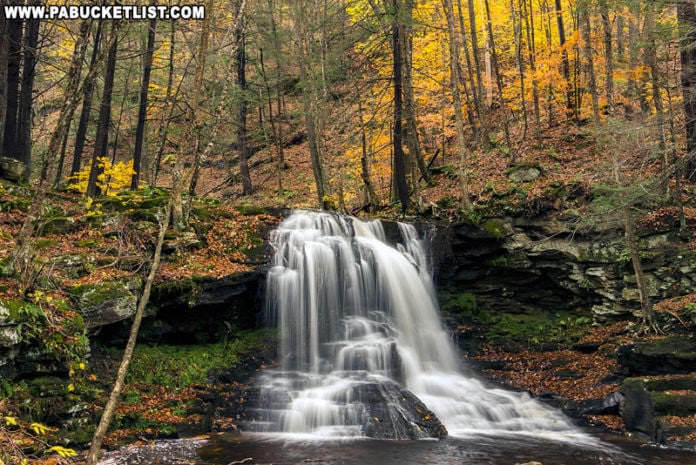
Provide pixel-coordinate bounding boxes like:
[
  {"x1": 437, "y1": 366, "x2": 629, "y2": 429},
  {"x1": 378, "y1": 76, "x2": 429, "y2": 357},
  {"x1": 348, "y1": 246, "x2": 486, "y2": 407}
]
[
  {"x1": 103, "y1": 328, "x2": 277, "y2": 388},
  {"x1": 485, "y1": 311, "x2": 591, "y2": 347},
  {"x1": 69, "y1": 281, "x2": 134, "y2": 307},
  {"x1": 39, "y1": 216, "x2": 78, "y2": 235},
  {"x1": 634, "y1": 336, "x2": 696, "y2": 359},
  {"x1": 435, "y1": 195, "x2": 455, "y2": 209},
  {"x1": 651, "y1": 392, "x2": 696, "y2": 416},
  {"x1": 0, "y1": 195, "x2": 31, "y2": 212},
  {"x1": 439, "y1": 290, "x2": 491, "y2": 325},
  {"x1": 0, "y1": 298, "x2": 28, "y2": 322},
  {"x1": 99, "y1": 188, "x2": 169, "y2": 212},
  {"x1": 34, "y1": 239, "x2": 58, "y2": 250},
  {"x1": 481, "y1": 219, "x2": 507, "y2": 239},
  {"x1": 485, "y1": 255, "x2": 509, "y2": 267},
  {"x1": 235, "y1": 204, "x2": 266, "y2": 216},
  {"x1": 125, "y1": 207, "x2": 160, "y2": 222}
]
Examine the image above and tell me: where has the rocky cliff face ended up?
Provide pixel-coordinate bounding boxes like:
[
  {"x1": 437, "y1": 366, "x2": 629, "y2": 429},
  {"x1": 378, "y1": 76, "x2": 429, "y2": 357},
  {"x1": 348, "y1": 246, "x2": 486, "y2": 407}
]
[
  {"x1": 434, "y1": 217, "x2": 696, "y2": 323},
  {"x1": 0, "y1": 271, "x2": 265, "y2": 384}
]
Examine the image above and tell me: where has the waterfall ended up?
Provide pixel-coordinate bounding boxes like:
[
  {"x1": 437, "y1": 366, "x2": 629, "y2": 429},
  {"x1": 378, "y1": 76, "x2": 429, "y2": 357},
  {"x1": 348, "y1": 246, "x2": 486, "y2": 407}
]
[{"x1": 253, "y1": 210, "x2": 580, "y2": 439}]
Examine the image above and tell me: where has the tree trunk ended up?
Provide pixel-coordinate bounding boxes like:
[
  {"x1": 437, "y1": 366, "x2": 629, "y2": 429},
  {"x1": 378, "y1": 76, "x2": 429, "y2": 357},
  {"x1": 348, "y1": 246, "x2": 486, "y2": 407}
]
[
  {"x1": 400, "y1": 0, "x2": 432, "y2": 189},
  {"x1": 392, "y1": 0, "x2": 409, "y2": 212},
  {"x1": 132, "y1": 14, "x2": 157, "y2": 190},
  {"x1": 644, "y1": 4, "x2": 669, "y2": 190},
  {"x1": 541, "y1": 0, "x2": 556, "y2": 127},
  {"x1": 456, "y1": 0, "x2": 483, "y2": 140},
  {"x1": 152, "y1": 19, "x2": 176, "y2": 187},
  {"x1": 622, "y1": 204, "x2": 655, "y2": 327},
  {"x1": 69, "y1": 19, "x2": 103, "y2": 179},
  {"x1": 17, "y1": 9, "x2": 40, "y2": 178},
  {"x1": 555, "y1": 0, "x2": 572, "y2": 119},
  {"x1": 0, "y1": 13, "x2": 8, "y2": 159},
  {"x1": 522, "y1": 0, "x2": 542, "y2": 144},
  {"x1": 443, "y1": 0, "x2": 473, "y2": 212},
  {"x1": 235, "y1": 0, "x2": 252, "y2": 195},
  {"x1": 2, "y1": 11, "x2": 21, "y2": 160},
  {"x1": 171, "y1": 0, "x2": 212, "y2": 231},
  {"x1": 466, "y1": 0, "x2": 484, "y2": 103},
  {"x1": 292, "y1": 0, "x2": 329, "y2": 208},
  {"x1": 186, "y1": 0, "x2": 248, "y2": 218},
  {"x1": 85, "y1": 203, "x2": 171, "y2": 465},
  {"x1": 580, "y1": 3, "x2": 599, "y2": 119},
  {"x1": 356, "y1": 87, "x2": 380, "y2": 210},
  {"x1": 483, "y1": 0, "x2": 513, "y2": 160},
  {"x1": 627, "y1": 4, "x2": 648, "y2": 115},
  {"x1": 87, "y1": 23, "x2": 119, "y2": 198},
  {"x1": 259, "y1": 47, "x2": 285, "y2": 193},
  {"x1": 599, "y1": 0, "x2": 614, "y2": 115},
  {"x1": 53, "y1": 118, "x2": 72, "y2": 188},
  {"x1": 510, "y1": 0, "x2": 528, "y2": 134},
  {"x1": 679, "y1": 0, "x2": 696, "y2": 181}
]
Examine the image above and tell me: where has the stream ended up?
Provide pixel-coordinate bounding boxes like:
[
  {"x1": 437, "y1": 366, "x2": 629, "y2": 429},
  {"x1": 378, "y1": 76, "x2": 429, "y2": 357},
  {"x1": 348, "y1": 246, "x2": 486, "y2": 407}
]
[{"x1": 98, "y1": 432, "x2": 696, "y2": 465}]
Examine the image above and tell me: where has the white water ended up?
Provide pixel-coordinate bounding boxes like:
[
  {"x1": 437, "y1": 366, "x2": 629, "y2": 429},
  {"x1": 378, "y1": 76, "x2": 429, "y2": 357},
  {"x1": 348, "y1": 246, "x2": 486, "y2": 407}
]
[{"x1": 258, "y1": 210, "x2": 583, "y2": 440}]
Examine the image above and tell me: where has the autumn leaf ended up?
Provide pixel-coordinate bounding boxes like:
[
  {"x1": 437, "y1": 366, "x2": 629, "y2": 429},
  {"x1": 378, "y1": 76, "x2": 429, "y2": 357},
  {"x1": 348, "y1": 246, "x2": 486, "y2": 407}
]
[
  {"x1": 30, "y1": 422, "x2": 53, "y2": 435},
  {"x1": 45, "y1": 445, "x2": 78, "y2": 457}
]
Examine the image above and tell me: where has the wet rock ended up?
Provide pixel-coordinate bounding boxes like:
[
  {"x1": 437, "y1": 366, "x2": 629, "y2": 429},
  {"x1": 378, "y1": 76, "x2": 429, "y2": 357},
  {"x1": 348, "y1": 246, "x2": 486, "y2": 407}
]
[
  {"x1": 620, "y1": 378, "x2": 661, "y2": 441},
  {"x1": 576, "y1": 391, "x2": 624, "y2": 416},
  {"x1": 619, "y1": 376, "x2": 696, "y2": 443},
  {"x1": 360, "y1": 381, "x2": 447, "y2": 439},
  {"x1": 618, "y1": 336, "x2": 696, "y2": 376}
]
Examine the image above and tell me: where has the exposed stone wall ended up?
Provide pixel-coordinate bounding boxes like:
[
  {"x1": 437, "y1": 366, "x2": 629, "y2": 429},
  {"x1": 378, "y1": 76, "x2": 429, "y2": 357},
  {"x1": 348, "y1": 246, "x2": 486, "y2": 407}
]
[{"x1": 435, "y1": 217, "x2": 696, "y2": 322}]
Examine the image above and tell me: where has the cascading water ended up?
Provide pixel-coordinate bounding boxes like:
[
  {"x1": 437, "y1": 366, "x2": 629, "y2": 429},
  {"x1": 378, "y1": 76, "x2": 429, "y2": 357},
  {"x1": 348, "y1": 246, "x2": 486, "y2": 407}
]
[{"x1": 252, "y1": 210, "x2": 580, "y2": 440}]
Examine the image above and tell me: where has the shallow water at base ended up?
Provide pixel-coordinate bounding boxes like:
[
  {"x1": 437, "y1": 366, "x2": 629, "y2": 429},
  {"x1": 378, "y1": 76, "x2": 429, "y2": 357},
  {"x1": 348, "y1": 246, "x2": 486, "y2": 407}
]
[{"x1": 99, "y1": 433, "x2": 696, "y2": 465}]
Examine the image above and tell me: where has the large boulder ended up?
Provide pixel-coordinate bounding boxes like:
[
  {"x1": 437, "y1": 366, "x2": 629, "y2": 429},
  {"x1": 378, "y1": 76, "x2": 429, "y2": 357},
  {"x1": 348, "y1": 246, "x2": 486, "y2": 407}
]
[
  {"x1": 0, "y1": 156, "x2": 27, "y2": 181},
  {"x1": 69, "y1": 279, "x2": 141, "y2": 327},
  {"x1": 620, "y1": 378, "x2": 662, "y2": 441},
  {"x1": 619, "y1": 376, "x2": 696, "y2": 443},
  {"x1": 359, "y1": 380, "x2": 447, "y2": 439},
  {"x1": 0, "y1": 299, "x2": 22, "y2": 378},
  {"x1": 618, "y1": 336, "x2": 696, "y2": 376}
]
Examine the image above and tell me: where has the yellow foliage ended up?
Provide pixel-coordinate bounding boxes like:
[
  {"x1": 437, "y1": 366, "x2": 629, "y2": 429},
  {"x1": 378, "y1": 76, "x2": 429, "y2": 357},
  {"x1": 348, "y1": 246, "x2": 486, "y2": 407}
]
[
  {"x1": 30, "y1": 422, "x2": 53, "y2": 436},
  {"x1": 45, "y1": 446, "x2": 78, "y2": 458},
  {"x1": 68, "y1": 157, "x2": 137, "y2": 196}
]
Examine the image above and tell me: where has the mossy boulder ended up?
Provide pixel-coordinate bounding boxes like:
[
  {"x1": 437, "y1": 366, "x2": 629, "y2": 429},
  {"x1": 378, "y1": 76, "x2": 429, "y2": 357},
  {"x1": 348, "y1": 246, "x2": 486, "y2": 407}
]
[
  {"x1": 618, "y1": 336, "x2": 696, "y2": 376},
  {"x1": 620, "y1": 378, "x2": 659, "y2": 440},
  {"x1": 0, "y1": 299, "x2": 23, "y2": 350},
  {"x1": 39, "y1": 216, "x2": 79, "y2": 235},
  {"x1": 50, "y1": 253, "x2": 97, "y2": 279},
  {"x1": 99, "y1": 189, "x2": 169, "y2": 212},
  {"x1": 69, "y1": 279, "x2": 141, "y2": 327},
  {"x1": 162, "y1": 232, "x2": 204, "y2": 255},
  {"x1": 620, "y1": 375, "x2": 696, "y2": 443},
  {"x1": 0, "y1": 156, "x2": 27, "y2": 181},
  {"x1": 506, "y1": 163, "x2": 543, "y2": 183}
]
